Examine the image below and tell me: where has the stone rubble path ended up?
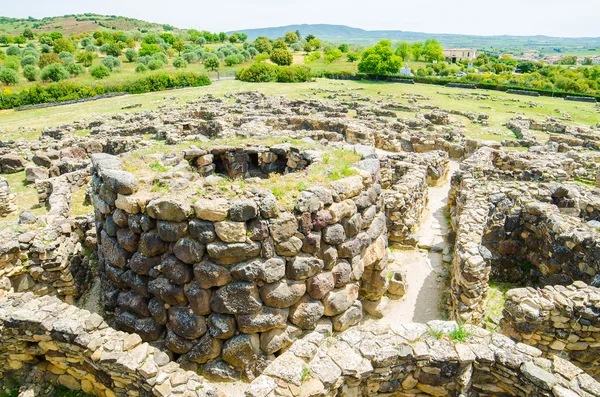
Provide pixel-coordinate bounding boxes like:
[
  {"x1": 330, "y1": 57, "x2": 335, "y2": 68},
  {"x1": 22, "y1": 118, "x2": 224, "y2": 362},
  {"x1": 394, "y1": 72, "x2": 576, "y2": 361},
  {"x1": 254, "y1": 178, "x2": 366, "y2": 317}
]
[{"x1": 369, "y1": 159, "x2": 460, "y2": 325}]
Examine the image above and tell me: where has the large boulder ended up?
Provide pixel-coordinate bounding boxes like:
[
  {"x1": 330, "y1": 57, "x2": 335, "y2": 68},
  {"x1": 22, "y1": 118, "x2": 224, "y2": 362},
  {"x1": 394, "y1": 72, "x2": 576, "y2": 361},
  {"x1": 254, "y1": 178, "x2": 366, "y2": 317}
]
[
  {"x1": 0, "y1": 154, "x2": 25, "y2": 174},
  {"x1": 260, "y1": 279, "x2": 306, "y2": 308},
  {"x1": 211, "y1": 282, "x2": 263, "y2": 314},
  {"x1": 147, "y1": 198, "x2": 191, "y2": 222}
]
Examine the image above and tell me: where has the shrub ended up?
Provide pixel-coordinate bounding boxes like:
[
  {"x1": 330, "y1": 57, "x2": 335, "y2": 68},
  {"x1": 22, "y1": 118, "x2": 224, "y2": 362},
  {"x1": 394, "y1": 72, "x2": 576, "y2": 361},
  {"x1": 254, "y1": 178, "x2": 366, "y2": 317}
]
[
  {"x1": 135, "y1": 63, "x2": 148, "y2": 73},
  {"x1": 41, "y1": 63, "x2": 70, "y2": 82},
  {"x1": 80, "y1": 37, "x2": 93, "y2": 48},
  {"x1": 89, "y1": 64, "x2": 110, "y2": 79},
  {"x1": 147, "y1": 60, "x2": 164, "y2": 70},
  {"x1": 277, "y1": 65, "x2": 311, "y2": 82},
  {"x1": 139, "y1": 43, "x2": 163, "y2": 56},
  {"x1": 173, "y1": 56, "x2": 188, "y2": 69},
  {"x1": 22, "y1": 48, "x2": 39, "y2": 59},
  {"x1": 224, "y1": 55, "x2": 240, "y2": 66},
  {"x1": 39, "y1": 53, "x2": 63, "y2": 69},
  {"x1": 347, "y1": 52, "x2": 360, "y2": 62},
  {"x1": 101, "y1": 56, "x2": 121, "y2": 71},
  {"x1": 238, "y1": 63, "x2": 311, "y2": 83},
  {"x1": 104, "y1": 43, "x2": 122, "y2": 57},
  {"x1": 58, "y1": 51, "x2": 75, "y2": 64},
  {"x1": 40, "y1": 44, "x2": 52, "y2": 54},
  {"x1": 195, "y1": 37, "x2": 207, "y2": 45},
  {"x1": 182, "y1": 52, "x2": 198, "y2": 63},
  {"x1": 85, "y1": 44, "x2": 97, "y2": 53},
  {"x1": 125, "y1": 48, "x2": 137, "y2": 62},
  {"x1": 53, "y1": 38, "x2": 75, "y2": 53},
  {"x1": 22, "y1": 65, "x2": 39, "y2": 81},
  {"x1": 76, "y1": 51, "x2": 94, "y2": 67},
  {"x1": 66, "y1": 62, "x2": 85, "y2": 76},
  {"x1": 204, "y1": 56, "x2": 220, "y2": 71},
  {"x1": 0, "y1": 67, "x2": 19, "y2": 85},
  {"x1": 3, "y1": 56, "x2": 20, "y2": 71},
  {"x1": 20, "y1": 56, "x2": 37, "y2": 67},
  {"x1": 270, "y1": 49, "x2": 293, "y2": 66},
  {"x1": 6, "y1": 46, "x2": 21, "y2": 56},
  {"x1": 136, "y1": 55, "x2": 153, "y2": 65},
  {"x1": 304, "y1": 52, "x2": 321, "y2": 64},
  {"x1": 153, "y1": 52, "x2": 168, "y2": 64}
]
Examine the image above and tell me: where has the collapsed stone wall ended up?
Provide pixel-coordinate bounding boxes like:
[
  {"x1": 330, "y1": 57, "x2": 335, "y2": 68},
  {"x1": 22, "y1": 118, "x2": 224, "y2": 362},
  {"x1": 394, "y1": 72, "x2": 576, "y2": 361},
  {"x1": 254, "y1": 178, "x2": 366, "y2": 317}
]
[
  {"x1": 0, "y1": 215, "x2": 95, "y2": 303},
  {"x1": 501, "y1": 282, "x2": 600, "y2": 381},
  {"x1": 0, "y1": 292, "x2": 215, "y2": 397},
  {"x1": 245, "y1": 320, "x2": 600, "y2": 397},
  {"x1": 0, "y1": 176, "x2": 17, "y2": 217},
  {"x1": 448, "y1": 147, "x2": 600, "y2": 324},
  {"x1": 91, "y1": 150, "x2": 390, "y2": 379}
]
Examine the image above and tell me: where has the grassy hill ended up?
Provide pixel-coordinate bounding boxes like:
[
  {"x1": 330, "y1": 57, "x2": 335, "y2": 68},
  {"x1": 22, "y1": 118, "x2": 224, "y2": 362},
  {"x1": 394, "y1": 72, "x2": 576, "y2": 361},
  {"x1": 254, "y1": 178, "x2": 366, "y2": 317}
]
[
  {"x1": 228, "y1": 23, "x2": 600, "y2": 51},
  {"x1": 0, "y1": 14, "x2": 171, "y2": 36}
]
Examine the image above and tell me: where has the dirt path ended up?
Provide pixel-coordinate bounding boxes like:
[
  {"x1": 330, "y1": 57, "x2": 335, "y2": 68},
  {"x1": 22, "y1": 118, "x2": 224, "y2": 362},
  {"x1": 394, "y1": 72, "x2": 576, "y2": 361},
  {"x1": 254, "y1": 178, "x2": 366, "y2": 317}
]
[{"x1": 371, "y1": 160, "x2": 459, "y2": 325}]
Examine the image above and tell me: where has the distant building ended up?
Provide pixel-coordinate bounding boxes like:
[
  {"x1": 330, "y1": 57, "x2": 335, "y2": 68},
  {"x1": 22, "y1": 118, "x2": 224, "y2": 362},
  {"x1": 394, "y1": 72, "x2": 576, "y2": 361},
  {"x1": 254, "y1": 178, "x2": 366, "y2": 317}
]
[{"x1": 443, "y1": 48, "x2": 477, "y2": 63}]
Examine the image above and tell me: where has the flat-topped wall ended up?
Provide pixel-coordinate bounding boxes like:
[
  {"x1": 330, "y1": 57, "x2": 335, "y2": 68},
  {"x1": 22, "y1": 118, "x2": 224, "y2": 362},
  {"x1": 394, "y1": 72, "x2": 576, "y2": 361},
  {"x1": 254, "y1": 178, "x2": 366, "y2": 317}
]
[
  {"x1": 91, "y1": 149, "x2": 389, "y2": 378},
  {"x1": 246, "y1": 320, "x2": 600, "y2": 397}
]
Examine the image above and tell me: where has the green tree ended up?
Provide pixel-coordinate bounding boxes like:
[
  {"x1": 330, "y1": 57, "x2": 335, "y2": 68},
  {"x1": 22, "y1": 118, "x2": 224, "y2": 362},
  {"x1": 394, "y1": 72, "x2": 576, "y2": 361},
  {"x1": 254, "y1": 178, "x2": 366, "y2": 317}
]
[
  {"x1": 0, "y1": 67, "x2": 19, "y2": 85},
  {"x1": 338, "y1": 43, "x2": 349, "y2": 53},
  {"x1": 270, "y1": 48, "x2": 293, "y2": 66},
  {"x1": 125, "y1": 48, "x2": 137, "y2": 62},
  {"x1": 53, "y1": 38, "x2": 75, "y2": 54},
  {"x1": 172, "y1": 40, "x2": 185, "y2": 55},
  {"x1": 39, "y1": 53, "x2": 63, "y2": 69},
  {"x1": 218, "y1": 32, "x2": 227, "y2": 42},
  {"x1": 411, "y1": 42, "x2": 424, "y2": 61},
  {"x1": 90, "y1": 64, "x2": 110, "y2": 79},
  {"x1": 273, "y1": 40, "x2": 287, "y2": 50},
  {"x1": 22, "y1": 28, "x2": 34, "y2": 40},
  {"x1": 40, "y1": 63, "x2": 70, "y2": 82},
  {"x1": 76, "y1": 51, "x2": 94, "y2": 67},
  {"x1": 308, "y1": 39, "x2": 321, "y2": 51},
  {"x1": 582, "y1": 57, "x2": 593, "y2": 66},
  {"x1": 347, "y1": 52, "x2": 360, "y2": 62},
  {"x1": 284, "y1": 31, "x2": 298, "y2": 44},
  {"x1": 254, "y1": 37, "x2": 272, "y2": 54},
  {"x1": 204, "y1": 56, "x2": 220, "y2": 71},
  {"x1": 22, "y1": 64, "x2": 38, "y2": 81},
  {"x1": 357, "y1": 40, "x2": 402, "y2": 75},
  {"x1": 172, "y1": 56, "x2": 188, "y2": 69},
  {"x1": 101, "y1": 56, "x2": 121, "y2": 71},
  {"x1": 324, "y1": 48, "x2": 343, "y2": 64},
  {"x1": 139, "y1": 43, "x2": 163, "y2": 56},
  {"x1": 423, "y1": 39, "x2": 444, "y2": 62},
  {"x1": 395, "y1": 41, "x2": 411, "y2": 61},
  {"x1": 104, "y1": 43, "x2": 122, "y2": 57}
]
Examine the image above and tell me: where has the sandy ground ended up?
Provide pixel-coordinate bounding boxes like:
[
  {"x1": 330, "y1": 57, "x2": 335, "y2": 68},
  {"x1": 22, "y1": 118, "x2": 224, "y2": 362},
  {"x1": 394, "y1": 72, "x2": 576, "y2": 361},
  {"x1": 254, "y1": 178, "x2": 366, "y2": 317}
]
[{"x1": 366, "y1": 160, "x2": 459, "y2": 325}]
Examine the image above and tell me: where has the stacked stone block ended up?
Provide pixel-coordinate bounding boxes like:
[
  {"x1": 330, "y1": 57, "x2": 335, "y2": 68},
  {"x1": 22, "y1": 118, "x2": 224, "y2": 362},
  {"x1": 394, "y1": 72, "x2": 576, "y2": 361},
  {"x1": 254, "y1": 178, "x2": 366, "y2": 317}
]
[{"x1": 91, "y1": 151, "x2": 389, "y2": 378}]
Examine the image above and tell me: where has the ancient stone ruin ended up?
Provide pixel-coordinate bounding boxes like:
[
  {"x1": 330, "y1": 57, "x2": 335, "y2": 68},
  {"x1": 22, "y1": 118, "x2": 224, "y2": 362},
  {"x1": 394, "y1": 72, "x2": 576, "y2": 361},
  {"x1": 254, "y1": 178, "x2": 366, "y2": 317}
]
[{"x1": 0, "y1": 90, "x2": 599, "y2": 397}]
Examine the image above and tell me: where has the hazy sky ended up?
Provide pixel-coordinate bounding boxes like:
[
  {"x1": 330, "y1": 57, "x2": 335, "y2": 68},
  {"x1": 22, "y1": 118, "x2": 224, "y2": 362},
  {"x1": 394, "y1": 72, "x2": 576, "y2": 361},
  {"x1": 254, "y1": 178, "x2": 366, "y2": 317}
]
[{"x1": 3, "y1": 0, "x2": 600, "y2": 37}]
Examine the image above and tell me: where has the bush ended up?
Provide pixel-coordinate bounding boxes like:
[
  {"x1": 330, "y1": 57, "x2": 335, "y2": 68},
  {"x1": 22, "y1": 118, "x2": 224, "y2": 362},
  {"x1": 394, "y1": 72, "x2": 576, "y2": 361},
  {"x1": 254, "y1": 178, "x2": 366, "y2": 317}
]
[
  {"x1": 135, "y1": 63, "x2": 148, "y2": 73},
  {"x1": 89, "y1": 64, "x2": 110, "y2": 79},
  {"x1": 39, "y1": 53, "x2": 63, "y2": 69},
  {"x1": 101, "y1": 56, "x2": 121, "y2": 71},
  {"x1": 125, "y1": 48, "x2": 137, "y2": 62},
  {"x1": 224, "y1": 55, "x2": 241, "y2": 66},
  {"x1": 0, "y1": 67, "x2": 19, "y2": 85},
  {"x1": 20, "y1": 56, "x2": 37, "y2": 67},
  {"x1": 104, "y1": 43, "x2": 122, "y2": 57},
  {"x1": 22, "y1": 48, "x2": 39, "y2": 59},
  {"x1": 147, "y1": 60, "x2": 164, "y2": 70},
  {"x1": 136, "y1": 55, "x2": 153, "y2": 65},
  {"x1": 238, "y1": 63, "x2": 311, "y2": 83},
  {"x1": 66, "y1": 62, "x2": 85, "y2": 76},
  {"x1": 22, "y1": 65, "x2": 39, "y2": 81},
  {"x1": 173, "y1": 56, "x2": 187, "y2": 69},
  {"x1": 53, "y1": 38, "x2": 75, "y2": 53},
  {"x1": 80, "y1": 37, "x2": 93, "y2": 48},
  {"x1": 41, "y1": 63, "x2": 70, "y2": 82},
  {"x1": 204, "y1": 56, "x2": 220, "y2": 71},
  {"x1": 122, "y1": 72, "x2": 211, "y2": 94},
  {"x1": 153, "y1": 52, "x2": 168, "y2": 64},
  {"x1": 6, "y1": 46, "x2": 21, "y2": 56},
  {"x1": 195, "y1": 37, "x2": 207, "y2": 45},
  {"x1": 58, "y1": 51, "x2": 75, "y2": 63},
  {"x1": 270, "y1": 49, "x2": 293, "y2": 66},
  {"x1": 139, "y1": 43, "x2": 163, "y2": 56},
  {"x1": 85, "y1": 44, "x2": 97, "y2": 53},
  {"x1": 40, "y1": 44, "x2": 51, "y2": 54},
  {"x1": 76, "y1": 51, "x2": 94, "y2": 67},
  {"x1": 182, "y1": 52, "x2": 198, "y2": 63},
  {"x1": 3, "y1": 56, "x2": 20, "y2": 71}
]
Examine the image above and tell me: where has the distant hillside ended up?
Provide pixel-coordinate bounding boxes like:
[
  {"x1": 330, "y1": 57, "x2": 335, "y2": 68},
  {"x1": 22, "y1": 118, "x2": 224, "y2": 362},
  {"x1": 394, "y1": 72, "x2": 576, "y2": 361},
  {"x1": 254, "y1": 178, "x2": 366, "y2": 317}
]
[
  {"x1": 228, "y1": 24, "x2": 600, "y2": 50},
  {"x1": 0, "y1": 14, "x2": 172, "y2": 35}
]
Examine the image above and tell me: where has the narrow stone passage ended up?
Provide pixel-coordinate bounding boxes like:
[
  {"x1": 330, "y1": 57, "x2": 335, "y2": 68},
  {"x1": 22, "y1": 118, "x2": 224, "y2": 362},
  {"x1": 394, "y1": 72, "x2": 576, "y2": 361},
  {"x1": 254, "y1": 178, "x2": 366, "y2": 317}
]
[{"x1": 374, "y1": 160, "x2": 459, "y2": 325}]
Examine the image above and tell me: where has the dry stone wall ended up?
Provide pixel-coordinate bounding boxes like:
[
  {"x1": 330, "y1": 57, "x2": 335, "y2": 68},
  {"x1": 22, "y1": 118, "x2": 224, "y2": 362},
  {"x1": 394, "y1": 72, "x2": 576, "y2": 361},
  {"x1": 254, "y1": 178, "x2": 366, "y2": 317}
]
[
  {"x1": 0, "y1": 292, "x2": 216, "y2": 397},
  {"x1": 91, "y1": 149, "x2": 390, "y2": 379},
  {"x1": 0, "y1": 176, "x2": 17, "y2": 217},
  {"x1": 501, "y1": 282, "x2": 600, "y2": 381},
  {"x1": 245, "y1": 320, "x2": 600, "y2": 397}
]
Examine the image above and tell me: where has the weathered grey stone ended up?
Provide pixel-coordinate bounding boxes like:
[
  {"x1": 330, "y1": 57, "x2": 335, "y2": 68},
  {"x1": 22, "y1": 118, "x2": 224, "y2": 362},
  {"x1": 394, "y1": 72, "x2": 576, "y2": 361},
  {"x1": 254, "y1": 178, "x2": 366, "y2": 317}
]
[
  {"x1": 147, "y1": 198, "x2": 191, "y2": 222},
  {"x1": 193, "y1": 261, "x2": 232, "y2": 289},
  {"x1": 237, "y1": 307, "x2": 289, "y2": 333},
  {"x1": 101, "y1": 169, "x2": 138, "y2": 195},
  {"x1": 211, "y1": 282, "x2": 263, "y2": 314},
  {"x1": 270, "y1": 212, "x2": 297, "y2": 242},
  {"x1": 188, "y1": 219, "x2": 216, "y2": 243},
  {"x1": 139, "y1": 230, "x2": 168, "y2": 257},
  {"x1": 229, "y1": 199, "x2": 259, "y2": 221},
  {"x1": 173, "y1": 237, "x2": 205, "y2": 264},
  {"x1": 332, "y1": 301, "x2": 363, "y2": 332},
  {"x1": 323, "y1": 224, "x2": 346, "y2": 245},
  {"x1": 206, "y1": 241, "x2": 261, "y2": 265},
  {"x1": 148, "y1": 277, "x2": 187, "y2": 305},
  {"x1": 214, "y1": 221, "x2": 247, "y2": 243},
  {"x1": 307, "y1": 272, "x2": 335, "y2": 300},
  {"x1": 286, "y1": 256, "x2": 324, "y2": 280},
  {"x1": 157, "y1": 220, "x2": 188, "y2": 242},
  {"x1": 230, "y1": 257, "x2": 286, "y2": 283},
  {"x1": 193, "y1": 198, "x2": 229, "y2": 221},
  {"x1": 161, "y1": 254, "x2": 193, "y2": 285},
  {"x1": 260, "y1": 279, "x2": 306, "y2": 308},
  {"x1": 186, "y1": 334, "x2": 223, "y2": 364},
  {"x1": 323, "y1": 283, "x2": 359, "y2": 316},
  {"x1": 184, "y1": 282, "x2": 211, "y2": 315},
  {"x1": 222, "y1": 333, "x2": 260, "y2": 368},
  {"x1": 274, "y1": 236, "x2": 303, "y2": 256},
  {"x1": 290, "y1": 295, "x2": 325, "y2": 330},
  {"x1": 208, "y1": 313, "x2": 237, "y2": 339}
]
